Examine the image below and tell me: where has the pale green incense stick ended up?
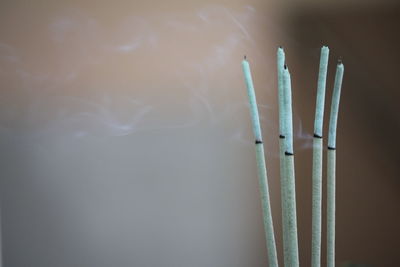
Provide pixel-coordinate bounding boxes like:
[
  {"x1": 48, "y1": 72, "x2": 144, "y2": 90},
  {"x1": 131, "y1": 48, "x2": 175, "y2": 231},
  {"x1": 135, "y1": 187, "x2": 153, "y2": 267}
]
[
  {"x1": 242, "y1": 57, "x2": 279, "y2": 267},
  {"x1": 283, "y1": 65, "x2": 299, "y2": 267},
  {"x1": 312, "y1": 46, "x2": 329, "y2": 267},
  {"x1": 327, "y1": 61, "x2": 344, "y2": 267},
  {"x1": 326, "y1": 149, "x2": 335, "y2": 267},
  {"x1": 312, "y1": 136, "x2": 323, "y2": 265},
  {"x1": 278, "y1": 138, "x2": 289, "y2": 265},
  {"x1": 277, "y1": 47, "x2": 290, "y2": 266}
]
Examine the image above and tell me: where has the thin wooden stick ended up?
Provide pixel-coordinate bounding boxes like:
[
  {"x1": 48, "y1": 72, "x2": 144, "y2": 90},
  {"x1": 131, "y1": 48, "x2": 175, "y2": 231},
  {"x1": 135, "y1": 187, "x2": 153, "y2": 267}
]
[
  {"x1": 277, "y1": 47, "x2": 290, "y2": 266},
  {"x1": 327, "y1": 61, "x2": 344, "y2": 267},
  {"x1": 312, "y1": 46, "x2": 329, "y2": 267},
  {"x1": 283, "y1": 65, "x2": 299, "y2": 267},
  {"x1": 242, "y1": 57, "x2": 279, "y2": 267}
]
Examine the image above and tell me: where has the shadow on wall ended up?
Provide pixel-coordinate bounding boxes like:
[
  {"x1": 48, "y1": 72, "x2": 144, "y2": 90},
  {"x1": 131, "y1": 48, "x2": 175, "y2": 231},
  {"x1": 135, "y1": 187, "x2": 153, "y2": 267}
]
[{"x1": 283, "y1": 4, "x2": 400, "y2": 267}]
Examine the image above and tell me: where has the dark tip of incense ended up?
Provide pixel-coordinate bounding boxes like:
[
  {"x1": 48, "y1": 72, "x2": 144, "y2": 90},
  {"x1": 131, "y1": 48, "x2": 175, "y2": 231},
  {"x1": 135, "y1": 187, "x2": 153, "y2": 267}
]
[
  {"x1": 279, "y1": 135, "x2": 285, "y2": 139},
  {"x1": 279, "y1": 45, "x2": 282, "y2": 48},
  {"x1": 327, "y1": 146, "x2": 336, "y2": 150},
  {"x1": 244, "y1": 55, "x2": 247, "y2": 60},
  {"x1": 285, "y1": 151, "x2": 294, "y2": 156},
  {"x1": 284, "y1": 64, "x2": 287, "y2": 69},
  {"x1": 313, "y1": 133, "x2": 323, "y2": 138},
  {"x1": 255, "y1": 140, "x2": 263, "y2": 144}
]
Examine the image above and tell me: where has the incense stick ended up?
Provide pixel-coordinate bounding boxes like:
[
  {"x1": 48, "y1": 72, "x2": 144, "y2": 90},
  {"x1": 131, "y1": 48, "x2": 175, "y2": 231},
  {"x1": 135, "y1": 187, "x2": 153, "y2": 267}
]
[
  {"x1": 327, "y1": 61, "x2": 344, "y2": 267},
  {"x1": 242, "y1": 57, "x2": 279, "y2": 267},
  {"x1": 283, "y1": 65, "x2": 299, "y2": 267},
  {"x1": 312, "y1": 46, "x2": 329, "y2": 267},
  {"x1": 277, "y1": 47, "x2": 290, "y2": 266},
  {"x1": 326, "y1": 149, "x2": 335, "y2": 267}
]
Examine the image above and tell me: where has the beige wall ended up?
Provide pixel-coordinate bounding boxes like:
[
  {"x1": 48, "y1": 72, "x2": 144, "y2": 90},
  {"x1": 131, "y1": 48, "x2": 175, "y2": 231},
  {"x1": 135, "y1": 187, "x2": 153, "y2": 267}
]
[{"x1": 0, "y1": 0, "x2": 399, "y2": 266}]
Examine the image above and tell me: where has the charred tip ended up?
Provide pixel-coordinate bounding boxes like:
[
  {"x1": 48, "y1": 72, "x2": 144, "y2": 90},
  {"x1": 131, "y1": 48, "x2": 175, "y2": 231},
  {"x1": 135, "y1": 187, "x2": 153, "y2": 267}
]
[
  {"x1": 314, "y1": 133, "x2": 323, "y2": 139},
  {"x1": 327, "y1": 146, "x2": 336, "y2": 150},
  {"x1": 285, "y1": 151, "x2": 294, "y2": 156},
  {"x1": 255, "y1": 140, "x2": 263, "y2": 144},
  {"x1": 284, "y1": 64, "x2": 287, "y2": 69},
  {"x1": 244, "y1": 55, "x2": 247, "y2": 60},
  {"x1": 279, "y1": 45, "x2": 283, "y2": 48},
  {"x1": 279, "y1": 134, "x2": 285, "y2": 139}
]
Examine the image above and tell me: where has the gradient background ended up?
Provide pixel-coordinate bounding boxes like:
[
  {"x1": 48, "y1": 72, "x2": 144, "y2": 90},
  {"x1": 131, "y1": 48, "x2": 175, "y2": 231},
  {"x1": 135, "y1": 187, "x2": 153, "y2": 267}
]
[{"x1": 1, "y1": 0, "x2": 399, "y2": 266}]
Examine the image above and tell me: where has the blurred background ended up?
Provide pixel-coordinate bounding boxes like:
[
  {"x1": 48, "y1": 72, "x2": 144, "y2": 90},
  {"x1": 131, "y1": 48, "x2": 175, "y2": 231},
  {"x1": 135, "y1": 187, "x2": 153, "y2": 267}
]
[{"x1": 0, "y1": 0, "x2": 399, "y2": 266}]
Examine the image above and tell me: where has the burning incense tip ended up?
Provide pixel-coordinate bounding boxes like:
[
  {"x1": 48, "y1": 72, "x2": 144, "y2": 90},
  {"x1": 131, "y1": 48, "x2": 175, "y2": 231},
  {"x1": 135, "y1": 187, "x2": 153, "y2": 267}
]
[
  {"x1": 314, "y1": 46, "x2": 330, "y2": 137},
  {"x1": 279, "y1": 135, "x2": 285, "y2": 139},
  {"x1": 277, "y1": 47, "x2": 286, "y2": 137},
  {"x1": 284, "y1": 152, "x2": 294, "y2": 156},
  {"x1": 241, "y1": 59, "x2": 262, "y2": 142},
  {"x1": 283, "y1": 67, "x2": 294, "y2": 154},
  {"x1": 328, "y1": 62, "x2": 344, "y2": 149},
  {"x1": 255, "y1": 140, "x2": 263, "y2": 144},
  {"x1": 244, "y1": 55, "x2": 247, "y2": 60},
  {"x1": 327, "y1": 146, "x2": 336, "y2": 150},
  {"x1": 284, "y1": 64, "x2": 288, "y2": 69},
  {"x1": 313, "y1": 133, "x2": 323, "y2": 138}
]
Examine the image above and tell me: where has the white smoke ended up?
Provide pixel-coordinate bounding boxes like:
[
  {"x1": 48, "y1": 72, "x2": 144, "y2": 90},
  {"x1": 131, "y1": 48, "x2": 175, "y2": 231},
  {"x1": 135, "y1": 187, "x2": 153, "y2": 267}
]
[{"x1": 0, "y1": 4, "x2": 260, "y2": 140}]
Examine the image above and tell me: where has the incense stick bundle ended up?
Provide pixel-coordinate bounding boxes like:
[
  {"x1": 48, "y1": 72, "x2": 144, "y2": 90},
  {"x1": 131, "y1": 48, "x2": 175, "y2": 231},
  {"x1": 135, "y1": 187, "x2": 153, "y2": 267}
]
[
  {"x1": 327, "y1": 61, "x2": 344, "y2": 267},
  {"x1": 242, "y1": 57, "x2": 279, "y2": 267},
  {"x1": 312, "y1": 46, "x2": 329, "y2": 267},
  {"x1": 277, "y1": 47, "x2": 290, "y2": 266},
  {"x1": 283, "y1": 65, "x2": 299, "y2": 267}
]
